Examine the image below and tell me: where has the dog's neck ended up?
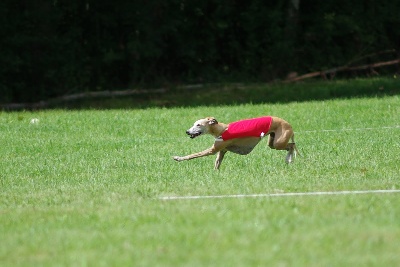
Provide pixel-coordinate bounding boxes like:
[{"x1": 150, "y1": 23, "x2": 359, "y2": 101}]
[{"x1": 209, "y1": 123, "x2": 228, "y2": 137}]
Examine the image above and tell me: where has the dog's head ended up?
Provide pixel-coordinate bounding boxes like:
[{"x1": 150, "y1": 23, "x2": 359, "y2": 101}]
[{"x1": 186, "y1": 117, "x2": 218, "y2": 139}]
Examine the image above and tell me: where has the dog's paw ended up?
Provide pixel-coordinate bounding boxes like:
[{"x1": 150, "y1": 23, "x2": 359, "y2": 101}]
[{"x1": 173, "y1": 156, "x2": 184, "y2": 162}]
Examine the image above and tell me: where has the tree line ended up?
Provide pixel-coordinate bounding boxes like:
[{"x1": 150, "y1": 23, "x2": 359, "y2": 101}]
[{"x1": 1, "y1": 0, "x2": 399, "y2": 103}]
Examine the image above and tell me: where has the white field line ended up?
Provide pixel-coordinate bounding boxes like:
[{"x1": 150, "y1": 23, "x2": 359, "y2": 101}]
[
  {"x1": 159, "y1": 189, "x2": 400, "y2": 201},
  {"x1": 298, "y1": 125, "x2": 400, "y2": 134}
]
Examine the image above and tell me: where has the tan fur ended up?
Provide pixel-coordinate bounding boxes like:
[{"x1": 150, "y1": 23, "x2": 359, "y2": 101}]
[{"x1": 173, "y1": 116, "x2": 299, "y2": 170}]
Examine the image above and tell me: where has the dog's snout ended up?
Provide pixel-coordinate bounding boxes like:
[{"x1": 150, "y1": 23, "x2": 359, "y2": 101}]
[{"x1": 186, "y1": 130, "x2": 190, "y2": 135}]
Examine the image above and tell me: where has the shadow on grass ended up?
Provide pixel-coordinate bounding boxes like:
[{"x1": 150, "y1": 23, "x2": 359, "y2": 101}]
[{"x1": 3, "y1": 77, "x2": 400, "y2": 110}]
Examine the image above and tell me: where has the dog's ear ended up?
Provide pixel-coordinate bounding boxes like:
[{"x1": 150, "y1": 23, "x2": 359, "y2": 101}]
[{"x1": 207, "y1": 117, "x2": 218, "y2": 125}]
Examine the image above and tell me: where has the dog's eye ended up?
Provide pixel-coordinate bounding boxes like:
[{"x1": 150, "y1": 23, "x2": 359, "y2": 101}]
[{"x1": 196, "y1": 124, "x2": 201, "y2": 127}]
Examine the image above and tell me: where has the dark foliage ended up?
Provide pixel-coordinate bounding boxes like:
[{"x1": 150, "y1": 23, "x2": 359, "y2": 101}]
[{"x1": 1, "y1": 0, "x2": 399, "y2": 103}]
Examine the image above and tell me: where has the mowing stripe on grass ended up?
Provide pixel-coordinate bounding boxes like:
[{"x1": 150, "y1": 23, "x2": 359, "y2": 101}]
[
  {"x1": 138, "y1": 125, "x2": 400, "y2": 142},
  {"x1": 159, "y1": 189, "x2": 400, "y2": 201}
]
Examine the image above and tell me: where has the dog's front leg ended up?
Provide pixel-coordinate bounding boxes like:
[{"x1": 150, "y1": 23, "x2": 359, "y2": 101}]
[
  {"x1": 173, "y1": 146, "x2": 217, "y2": 162},
  {"x1": 214, "y1": 150, "x2": 226, "y2": 170}
]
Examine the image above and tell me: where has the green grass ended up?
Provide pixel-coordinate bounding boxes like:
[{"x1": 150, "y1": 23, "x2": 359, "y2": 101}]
[{"x1": 1, "y1": 95, "x2": 400, "y2": 266}]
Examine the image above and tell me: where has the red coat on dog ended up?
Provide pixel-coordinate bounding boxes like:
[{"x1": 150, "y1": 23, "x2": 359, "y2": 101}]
[{"x1": 220, "y1": 116, "x2": 273, "y2": 141}]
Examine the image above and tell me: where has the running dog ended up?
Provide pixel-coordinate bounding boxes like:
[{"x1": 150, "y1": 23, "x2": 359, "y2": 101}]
[{"x1": 173, "y1": 116, "x2": 299, "y2": 169}]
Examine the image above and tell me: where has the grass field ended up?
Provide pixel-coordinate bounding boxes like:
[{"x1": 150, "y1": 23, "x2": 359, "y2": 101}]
[{"x1": 1, "y1": 94, "x2": 400, "y2": 266}]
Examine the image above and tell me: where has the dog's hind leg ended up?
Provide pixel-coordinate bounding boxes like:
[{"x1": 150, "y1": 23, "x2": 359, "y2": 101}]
[
  {"x1": 271, "y1": 128, "x2": 292, "y2": 150},
  {"x1": 290, "y1": 134, "x2": 300, "y2": 155},
  {"x1": 267, "y1": 132, "x2": 275, "y2": 149},
  {"x1": 269, "y1": 126, "x2": 299, "y2": 163},
  {"x1": 285, "y1": 134, "x2": 300, "y2": 163},
  {"x1": 214, "y1": 150, "x2": 227, "y2": 170}
]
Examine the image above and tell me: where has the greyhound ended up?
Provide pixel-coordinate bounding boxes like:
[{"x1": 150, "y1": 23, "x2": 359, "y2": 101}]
[{"x1": 173, "y1": 116, "x2": 299, "y2": 169}]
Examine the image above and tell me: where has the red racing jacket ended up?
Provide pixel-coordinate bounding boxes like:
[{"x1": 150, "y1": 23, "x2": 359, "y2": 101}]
[{"x1": 220, "y1": 116, "x2": 273, "y2": 141}]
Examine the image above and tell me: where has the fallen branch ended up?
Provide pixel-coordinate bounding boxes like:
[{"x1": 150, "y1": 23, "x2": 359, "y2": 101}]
[
  {"x1": 286, "y1": 58, "x2": 400, "y2": 82},
  {"x1": 348, "y1": 59, "x2": 400, "y2": 70}
]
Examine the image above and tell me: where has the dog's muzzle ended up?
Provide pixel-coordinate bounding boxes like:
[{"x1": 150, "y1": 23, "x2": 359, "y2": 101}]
[{"x1": 186, "y1": 130, "x2": 201, "y2": 139}]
